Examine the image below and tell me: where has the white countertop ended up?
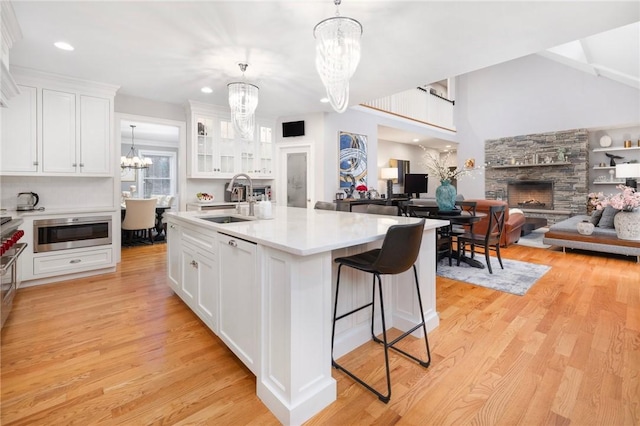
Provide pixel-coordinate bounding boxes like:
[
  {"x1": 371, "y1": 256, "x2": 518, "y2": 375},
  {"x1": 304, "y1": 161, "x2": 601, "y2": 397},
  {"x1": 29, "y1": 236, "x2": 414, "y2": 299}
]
[
  {"x1": 167, "y1": 206, "x2": 449, "y2": 256},
  {"x1": 10, "y1": 207, "x2": 119, "y2": 218}
]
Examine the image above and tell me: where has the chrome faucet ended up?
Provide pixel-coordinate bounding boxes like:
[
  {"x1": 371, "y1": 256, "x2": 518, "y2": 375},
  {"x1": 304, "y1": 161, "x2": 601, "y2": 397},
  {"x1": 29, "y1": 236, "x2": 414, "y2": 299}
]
[{"x1": 227, "y1": 173, "x2": 254, "y2": 216}]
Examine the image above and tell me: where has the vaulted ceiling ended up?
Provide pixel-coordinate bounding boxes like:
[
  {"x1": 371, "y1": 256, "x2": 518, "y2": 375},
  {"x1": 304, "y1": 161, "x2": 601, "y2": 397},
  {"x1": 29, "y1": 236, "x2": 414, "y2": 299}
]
[{"x1": 9, "y1": 1, "x2": 639, "y2": 123}]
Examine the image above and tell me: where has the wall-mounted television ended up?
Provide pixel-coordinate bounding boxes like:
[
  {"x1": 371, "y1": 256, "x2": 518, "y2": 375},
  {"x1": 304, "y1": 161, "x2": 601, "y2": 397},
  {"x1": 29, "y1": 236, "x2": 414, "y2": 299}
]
[
  {"x1": 282, "y1": 120, "x2": 305, "y2": 137},
  {"x1": 404, "y1": 173, "x2": 429, "y2": 198}
]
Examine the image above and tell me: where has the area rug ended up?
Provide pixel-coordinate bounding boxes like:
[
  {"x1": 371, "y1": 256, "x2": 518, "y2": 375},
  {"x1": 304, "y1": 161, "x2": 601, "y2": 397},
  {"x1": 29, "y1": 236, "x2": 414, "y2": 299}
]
[
  {"x1": 436, "y1": 256, "x2": 551, "y2": 295},
  {"x1": 516, "y1": 227, "x2": 551, "y2": 249}
]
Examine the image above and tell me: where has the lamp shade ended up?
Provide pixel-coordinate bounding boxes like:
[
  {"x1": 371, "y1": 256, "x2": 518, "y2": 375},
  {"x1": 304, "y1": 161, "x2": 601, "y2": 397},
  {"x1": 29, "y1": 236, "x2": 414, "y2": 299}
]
[
  {"x1": 381, "y1": 167, "x2": 398, "y2": 180},
  {"x1": 616, "y1": 163, "x2": 640, "y2": 178}
]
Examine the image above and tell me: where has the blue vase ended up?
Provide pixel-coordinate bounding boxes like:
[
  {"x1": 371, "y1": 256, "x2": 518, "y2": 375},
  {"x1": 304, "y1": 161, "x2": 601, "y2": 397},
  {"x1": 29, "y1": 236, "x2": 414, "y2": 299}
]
[{"x1": 436, "y1": 179, "x2": 457, "y2": 211}]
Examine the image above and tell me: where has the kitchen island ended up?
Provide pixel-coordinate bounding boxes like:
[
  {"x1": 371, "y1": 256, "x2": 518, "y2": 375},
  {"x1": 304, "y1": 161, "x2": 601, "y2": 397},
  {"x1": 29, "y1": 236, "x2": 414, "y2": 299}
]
[{"x1": 165, "y1": 206, "x2": 447, "y2": 425}]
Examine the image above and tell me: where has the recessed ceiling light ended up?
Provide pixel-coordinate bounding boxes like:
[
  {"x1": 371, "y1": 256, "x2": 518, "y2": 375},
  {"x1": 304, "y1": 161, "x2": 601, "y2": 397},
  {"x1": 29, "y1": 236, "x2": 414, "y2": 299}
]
[
  {"x1": 412, "y1": 138, "x2": 419, "y2": 142},
  {"x1": 54, "y1": 41, "x2": 74, "y2": 51},
  {"x1": 201, "y1": 87, "x2": 213, "y2": 94},
  {"x1": 445, "y1": 145, "x2": 451, "y2": 148},
  {"x1": 320, "y1": 97, "x2": 329, "y2": 103}
]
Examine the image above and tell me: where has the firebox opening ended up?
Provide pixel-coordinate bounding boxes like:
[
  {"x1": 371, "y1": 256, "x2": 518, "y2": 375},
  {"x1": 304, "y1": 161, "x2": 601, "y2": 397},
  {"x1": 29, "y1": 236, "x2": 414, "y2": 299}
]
[{"x1": 507, "y1": 180, "x2": 554, "y2": 210}]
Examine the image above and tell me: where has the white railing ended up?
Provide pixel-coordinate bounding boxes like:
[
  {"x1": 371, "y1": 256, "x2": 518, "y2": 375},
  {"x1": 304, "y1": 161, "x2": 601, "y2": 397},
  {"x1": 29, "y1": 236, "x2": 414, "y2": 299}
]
[{"x1": 361, "y1": 87, "x2": 455, "y2": 131}]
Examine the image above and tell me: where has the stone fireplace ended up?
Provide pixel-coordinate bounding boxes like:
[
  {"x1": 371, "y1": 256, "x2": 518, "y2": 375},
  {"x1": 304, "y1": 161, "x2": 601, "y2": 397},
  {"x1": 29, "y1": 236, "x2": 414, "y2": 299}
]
[
  {"x1": 484, "y1": 129, "x2": 589, "y2": 224},
  {"x1": 507, "y1": 180, "x2": 554, "y2": 210}
]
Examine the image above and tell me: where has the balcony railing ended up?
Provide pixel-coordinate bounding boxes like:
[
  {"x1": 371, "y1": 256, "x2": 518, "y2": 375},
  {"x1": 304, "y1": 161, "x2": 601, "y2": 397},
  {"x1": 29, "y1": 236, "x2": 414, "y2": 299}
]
[{"x1": 360, "y1": 87, "x2": 455, "y2": 132}]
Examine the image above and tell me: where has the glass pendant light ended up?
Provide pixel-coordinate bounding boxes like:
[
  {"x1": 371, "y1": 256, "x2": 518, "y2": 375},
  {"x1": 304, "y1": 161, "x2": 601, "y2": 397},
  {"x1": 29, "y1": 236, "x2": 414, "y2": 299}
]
[
  {"x1": 314, "y1": 0, "x2": 362, "y2": 113},
  {"x1": 228, "y1": 63, "x2": 259, "y2": 140},
  {"x1": 120, "y1": 125, "x2": 152, "y2": 169}
]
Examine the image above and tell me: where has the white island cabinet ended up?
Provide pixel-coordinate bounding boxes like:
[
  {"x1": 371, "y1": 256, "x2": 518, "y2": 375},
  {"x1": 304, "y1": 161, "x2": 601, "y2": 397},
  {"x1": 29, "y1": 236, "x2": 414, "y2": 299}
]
[{"x1": 165, "y1": 207, "x2": 447, "y2": 425}]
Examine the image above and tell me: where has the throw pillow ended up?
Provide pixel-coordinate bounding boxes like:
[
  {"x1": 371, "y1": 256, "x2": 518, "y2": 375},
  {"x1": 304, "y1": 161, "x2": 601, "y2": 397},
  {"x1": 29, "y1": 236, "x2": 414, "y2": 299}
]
[
  {"x1": 589, "y1": 209, "x2": 603, "y2": 226},
  {"x1": 597, "y1": 206, "x2": 619, "y2": 228}
]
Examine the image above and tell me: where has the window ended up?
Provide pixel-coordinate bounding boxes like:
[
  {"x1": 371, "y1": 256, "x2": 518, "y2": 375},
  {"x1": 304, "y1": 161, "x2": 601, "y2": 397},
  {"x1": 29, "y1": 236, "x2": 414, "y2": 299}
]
[{"x1": 137, "y1": 150, "x2": 177, "y2": 198}]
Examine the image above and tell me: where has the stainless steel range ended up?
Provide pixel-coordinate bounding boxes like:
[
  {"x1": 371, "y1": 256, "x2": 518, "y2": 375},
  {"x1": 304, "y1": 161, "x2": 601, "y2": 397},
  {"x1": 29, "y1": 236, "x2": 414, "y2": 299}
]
[{"x1": 1, "y1": 215, "x2": 26, "y2": 329}]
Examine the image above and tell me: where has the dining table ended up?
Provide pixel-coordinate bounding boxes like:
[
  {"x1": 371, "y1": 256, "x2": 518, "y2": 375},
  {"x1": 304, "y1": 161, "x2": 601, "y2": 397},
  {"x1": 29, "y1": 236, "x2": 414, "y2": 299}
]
[{"x1": 405, "y1": 204, "x2": 487, "y2": 268}]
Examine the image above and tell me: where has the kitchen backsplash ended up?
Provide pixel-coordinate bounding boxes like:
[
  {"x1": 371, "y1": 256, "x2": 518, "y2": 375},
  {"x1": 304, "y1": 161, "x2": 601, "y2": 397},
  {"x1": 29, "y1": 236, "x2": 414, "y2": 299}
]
[{"x1": 1, "y1": 176, "x2": 116, "y2": 211}]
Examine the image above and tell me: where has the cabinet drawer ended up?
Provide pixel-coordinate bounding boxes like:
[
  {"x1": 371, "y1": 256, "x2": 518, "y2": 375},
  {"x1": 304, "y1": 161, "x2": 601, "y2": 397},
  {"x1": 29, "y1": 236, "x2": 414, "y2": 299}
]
[
  {"x1": 182, "y1": 228, "x2": 216, "y2": 253},
  {"x1": 33, "y1": 248, "x2": 113, "y2": 276}
]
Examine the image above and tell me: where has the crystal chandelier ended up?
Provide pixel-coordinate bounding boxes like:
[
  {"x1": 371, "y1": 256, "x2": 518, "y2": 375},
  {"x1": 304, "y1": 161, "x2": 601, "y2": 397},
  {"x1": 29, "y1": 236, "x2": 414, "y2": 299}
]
[
  {"x1": 120, "y1": 125, "x2": 152, "y2": 169},
  {"x1": 314, "y1": 0, "x2": 362, "y2": 113},
  {"x1": 228, "y1": 63, "x2": 259, "y2": 140}
]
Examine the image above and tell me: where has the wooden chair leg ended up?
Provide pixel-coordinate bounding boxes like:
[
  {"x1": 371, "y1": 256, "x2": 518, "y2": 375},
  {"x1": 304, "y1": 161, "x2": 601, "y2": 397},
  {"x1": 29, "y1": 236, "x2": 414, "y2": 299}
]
[
  {"x1": 495, "y1": 244, "x2": 504, "y2": 269},
  {"x1": 485, "y1": 248, "x2": 493, "y2": 274}
]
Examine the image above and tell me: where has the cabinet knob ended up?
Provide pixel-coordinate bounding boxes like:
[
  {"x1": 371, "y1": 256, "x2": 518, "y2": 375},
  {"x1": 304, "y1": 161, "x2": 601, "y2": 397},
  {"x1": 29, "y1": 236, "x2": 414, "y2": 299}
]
[
  {"x1": 72, "y1": 163, "x2": 77, "y2": 167},
  {"x1": 169, "y1": 224, "x2": 176, "y2": 229},
  {"x1": 190, "y1": 260, "x2": 198, "y2": 268},
  {"x1": 69, "y1": 259, "x2": 81, "y2": 264},
  {"x1": 228, "y1": 240, "x2": 238, "y2": 247},
  {"x1": 33, "y1": 161, "x2": 39, "y2": 166},
  {"x1": 79, "y1": 163, "x2": 85, "y2": 167}
]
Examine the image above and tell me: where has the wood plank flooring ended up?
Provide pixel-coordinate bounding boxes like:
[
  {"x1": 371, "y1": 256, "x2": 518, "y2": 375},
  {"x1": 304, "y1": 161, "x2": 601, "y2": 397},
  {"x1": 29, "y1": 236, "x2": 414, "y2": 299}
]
[{"x1": 1, "y1": 243, "x2": 639, "y2": 425}]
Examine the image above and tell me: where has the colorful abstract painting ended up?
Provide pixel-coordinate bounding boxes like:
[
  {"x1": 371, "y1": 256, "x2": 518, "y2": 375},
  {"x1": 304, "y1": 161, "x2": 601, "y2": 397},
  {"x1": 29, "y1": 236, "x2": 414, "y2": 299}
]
[{"x1": 339, "y1": 131, "x2": 367, "y2": 190}]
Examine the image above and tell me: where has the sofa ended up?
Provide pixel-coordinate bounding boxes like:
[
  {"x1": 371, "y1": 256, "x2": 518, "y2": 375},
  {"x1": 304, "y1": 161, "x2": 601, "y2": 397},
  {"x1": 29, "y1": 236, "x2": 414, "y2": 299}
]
[
  {"x1": 543, "y1": 213, "x2": 640, "y2": 262},
  {"x1": 465, "y1": 199, "x2": 526, "y2": 247}
]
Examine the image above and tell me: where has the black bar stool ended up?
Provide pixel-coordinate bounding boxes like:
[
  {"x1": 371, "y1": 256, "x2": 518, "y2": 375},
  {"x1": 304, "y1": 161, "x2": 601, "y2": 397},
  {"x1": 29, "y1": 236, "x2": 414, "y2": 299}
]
[{"x1": 330, "y1": 219, "x2": 431, "y2": 403}]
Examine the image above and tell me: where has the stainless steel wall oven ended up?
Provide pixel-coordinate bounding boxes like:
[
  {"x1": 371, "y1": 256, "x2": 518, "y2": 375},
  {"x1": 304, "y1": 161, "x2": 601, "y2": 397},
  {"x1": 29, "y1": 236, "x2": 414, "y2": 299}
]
[{"x1": 34, "y1": 216, "x2": 112, "y2": 253}]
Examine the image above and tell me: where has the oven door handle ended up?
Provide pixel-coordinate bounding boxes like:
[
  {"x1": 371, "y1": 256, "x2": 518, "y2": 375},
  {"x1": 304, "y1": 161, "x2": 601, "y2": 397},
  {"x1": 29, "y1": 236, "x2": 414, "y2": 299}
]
[{"x1": 1, "y1": 243, "x2": 27, "y2": 274}]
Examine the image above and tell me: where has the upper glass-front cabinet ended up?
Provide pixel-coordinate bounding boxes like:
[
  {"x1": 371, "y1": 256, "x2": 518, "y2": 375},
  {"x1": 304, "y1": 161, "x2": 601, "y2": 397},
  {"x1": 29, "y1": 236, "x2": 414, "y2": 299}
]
[
  {"x1": 187, "y1": 101, "x2": 274, "y2": 178},
  {"x1": 195, "y1": 115, "x2": 216, "y2": 174},
  {"x1": 257, "y1": 122, "x2": 273, "y2": 176}
]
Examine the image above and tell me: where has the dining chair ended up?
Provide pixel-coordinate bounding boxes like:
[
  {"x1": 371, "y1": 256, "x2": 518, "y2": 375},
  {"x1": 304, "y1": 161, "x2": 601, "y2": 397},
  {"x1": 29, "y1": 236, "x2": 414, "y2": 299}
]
[
  {"x1": 406, "y1": 205, "x2": 452, "y2": 266},
  {"x1": 314, "y1": 201, "x2": 337, "y2": 210},
  {"x1": 365, "y1": 204, "x2": 398, "y2": 216},
  {"x1": 122, "y1": 198, "x2": 158, "y2": 246},
  {"x1": 456, "y1": 204, "x2": 506, "y2": 273},
  {"x1": 331, "y1": 220, "x2": 430, "y2": 403},
  {"x1": 451, "y1": 200, "x2": 478, "y2": 252}
]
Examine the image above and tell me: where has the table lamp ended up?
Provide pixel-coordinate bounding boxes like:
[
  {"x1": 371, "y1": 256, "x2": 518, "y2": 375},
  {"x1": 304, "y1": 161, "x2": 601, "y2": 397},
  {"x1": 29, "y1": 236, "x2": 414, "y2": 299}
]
[
  {"x1": 616, "y1": 163, "x2": 640, "y2": 189},
  {"x1": 381, "y1": 167, "x2": 398, "y2": 198}
]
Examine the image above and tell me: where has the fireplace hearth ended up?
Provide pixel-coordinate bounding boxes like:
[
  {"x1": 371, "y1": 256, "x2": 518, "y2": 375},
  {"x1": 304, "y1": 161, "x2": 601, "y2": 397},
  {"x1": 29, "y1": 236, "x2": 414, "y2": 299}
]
[{"x1": 507, "y1": 180, "x2": 554, "y2": 210}]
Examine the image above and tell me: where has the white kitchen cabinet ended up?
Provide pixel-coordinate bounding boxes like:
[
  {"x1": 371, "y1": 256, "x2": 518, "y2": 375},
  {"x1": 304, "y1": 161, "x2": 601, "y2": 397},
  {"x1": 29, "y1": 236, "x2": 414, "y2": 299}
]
[
  {"x1": 217, "y1": 232, "x2": 258, "y2": 374},
  {"x1": 1, "y1": 68, "x2": 117, "y2": 177},
  {"x1": 79, "y1": 95, "x2": 111, "y2": 174},
  {"x1": 166, "y1": 217, "x2": 220, "y2": 331},
  {"x1": 42, "y1": 89, "x2": 76, "y2": 173},
  {"x1": 186, "y1": 100, "x2": 274, "y2": 179},
  {"x1": 1, "y1": 84, "x2": 37, "y2": 173},
  {"x1": 33, "y1": 247, "x2": 113, "y2": 276},
  {"x1": 166, "y1": 222, "x2": 181, "y2": 292},
  {"x1": 42, "y1": 90, "x2": 111, "y2": 175}
]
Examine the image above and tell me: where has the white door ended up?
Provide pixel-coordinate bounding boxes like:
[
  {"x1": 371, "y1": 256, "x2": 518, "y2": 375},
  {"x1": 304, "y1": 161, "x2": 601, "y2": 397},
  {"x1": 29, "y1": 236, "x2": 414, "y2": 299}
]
[{"x1": 276, "y1": 143, "x2": 314, "y2": 208}]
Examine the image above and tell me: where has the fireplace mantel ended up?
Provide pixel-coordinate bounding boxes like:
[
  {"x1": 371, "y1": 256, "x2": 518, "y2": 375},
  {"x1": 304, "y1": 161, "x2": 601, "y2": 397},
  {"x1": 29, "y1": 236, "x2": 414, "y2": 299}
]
[{"x1": 491, "y1": 162, "x2": 571, "y2": 169}]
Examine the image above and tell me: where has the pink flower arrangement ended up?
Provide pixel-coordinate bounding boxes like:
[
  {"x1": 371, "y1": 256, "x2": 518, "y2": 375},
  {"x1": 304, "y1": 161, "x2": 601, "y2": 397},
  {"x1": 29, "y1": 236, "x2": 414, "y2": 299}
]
[
  {"x1": 356, "y1": 184, "x2": 368, "y2": 192},
  {"x1": 589, "y1": 185, "x2": 640, "y2": 212}
]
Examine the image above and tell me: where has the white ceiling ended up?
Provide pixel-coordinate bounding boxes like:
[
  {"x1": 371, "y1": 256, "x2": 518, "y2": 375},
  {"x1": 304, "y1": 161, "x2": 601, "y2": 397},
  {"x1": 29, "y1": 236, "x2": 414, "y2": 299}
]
[{"x1": 8, "y1": 1, "x2": 640, "y2": 145}]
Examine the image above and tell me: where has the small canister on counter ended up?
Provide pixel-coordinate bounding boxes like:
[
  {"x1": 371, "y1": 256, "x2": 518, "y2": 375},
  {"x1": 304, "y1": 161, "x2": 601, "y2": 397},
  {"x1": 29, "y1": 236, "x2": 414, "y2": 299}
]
[{"x1": 624, "y1": 140, "x2": 632, "y2": 148}]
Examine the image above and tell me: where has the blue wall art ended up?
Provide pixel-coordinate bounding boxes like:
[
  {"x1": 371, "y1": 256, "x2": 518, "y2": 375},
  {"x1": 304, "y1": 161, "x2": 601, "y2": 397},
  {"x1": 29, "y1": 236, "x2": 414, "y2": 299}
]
[{"x1": 339, "y1": 131, "x2": 367, "y2": 192}]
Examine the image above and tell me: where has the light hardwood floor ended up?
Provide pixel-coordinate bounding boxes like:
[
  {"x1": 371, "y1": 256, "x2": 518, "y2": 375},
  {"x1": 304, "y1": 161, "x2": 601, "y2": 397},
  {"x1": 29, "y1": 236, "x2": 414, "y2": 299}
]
[{"x1": 2, "y1": 243, "x2": 639, "y2": 425}]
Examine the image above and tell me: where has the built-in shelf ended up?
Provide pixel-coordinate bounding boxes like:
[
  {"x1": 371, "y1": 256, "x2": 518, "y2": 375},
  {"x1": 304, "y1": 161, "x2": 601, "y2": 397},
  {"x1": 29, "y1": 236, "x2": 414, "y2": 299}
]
[
  {"x1": 592, "y1": 146, "x2": 640, "y2": 152},
  {"x1": 491, "y1": 162, "x2": 571, "y2": 169},
  {"x1": 592, "y1": 181, "x2": 626, "y2": 185}
]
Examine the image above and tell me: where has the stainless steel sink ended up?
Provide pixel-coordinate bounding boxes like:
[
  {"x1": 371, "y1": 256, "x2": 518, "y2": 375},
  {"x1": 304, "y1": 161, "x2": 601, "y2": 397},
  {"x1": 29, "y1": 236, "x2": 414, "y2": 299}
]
[{"x1": 199, "y1": 215, "x2": 253, "y2": 224}]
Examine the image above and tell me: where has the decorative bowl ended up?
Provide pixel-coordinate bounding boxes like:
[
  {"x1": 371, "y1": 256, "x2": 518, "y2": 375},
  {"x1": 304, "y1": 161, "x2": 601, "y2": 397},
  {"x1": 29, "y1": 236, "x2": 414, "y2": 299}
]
[
  {"x1": 577, "y1": 220, "x2": 594, "y2": 235},
  {"x1": 196, "y1": 193, "x2": 214, "y2": 202}
]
